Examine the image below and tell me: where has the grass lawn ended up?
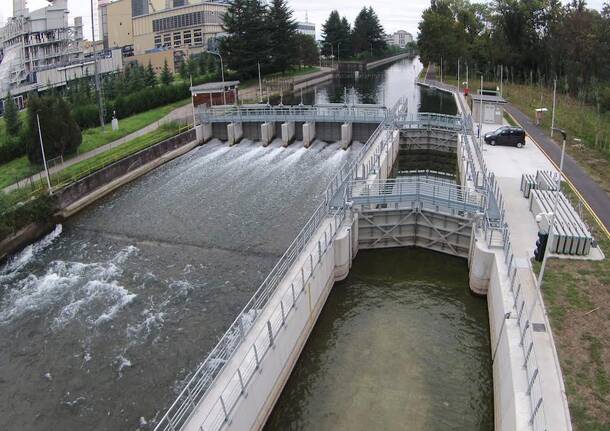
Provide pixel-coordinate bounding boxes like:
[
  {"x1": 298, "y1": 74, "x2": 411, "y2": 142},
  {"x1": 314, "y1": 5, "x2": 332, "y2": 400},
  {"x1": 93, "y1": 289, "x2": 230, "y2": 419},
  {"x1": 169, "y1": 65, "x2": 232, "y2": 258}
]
[
  {"x1": 0, "y1": 157, "x2": 40, "y2": 189},
  {"x1": 79, "y1": 98, "x2": 190, "y2": 153},
  {"x1": 539, "y1": 186, "x2": 610, "y2": 431},
  {"x1": 52, "y1": 124, "x2": 183, "y2": 188}
]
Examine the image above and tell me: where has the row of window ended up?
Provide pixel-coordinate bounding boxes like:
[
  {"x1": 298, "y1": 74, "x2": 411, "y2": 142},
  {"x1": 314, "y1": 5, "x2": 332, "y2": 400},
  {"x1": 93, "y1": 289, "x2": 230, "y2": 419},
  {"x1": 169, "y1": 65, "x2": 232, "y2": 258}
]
[
  {"x1": 152, "y1": 11, "x2": 222, "y2": 33},
  {"x1": 154, "y1": 28, "x2": 205, "y2": 49}
]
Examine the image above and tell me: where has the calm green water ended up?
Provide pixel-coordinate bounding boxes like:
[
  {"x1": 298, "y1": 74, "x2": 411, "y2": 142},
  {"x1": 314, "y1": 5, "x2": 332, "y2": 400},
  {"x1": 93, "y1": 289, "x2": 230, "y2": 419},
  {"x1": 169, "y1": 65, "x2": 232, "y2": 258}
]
[{"x1": 265, "y1": 248, "x2": 493, "y2": 431}]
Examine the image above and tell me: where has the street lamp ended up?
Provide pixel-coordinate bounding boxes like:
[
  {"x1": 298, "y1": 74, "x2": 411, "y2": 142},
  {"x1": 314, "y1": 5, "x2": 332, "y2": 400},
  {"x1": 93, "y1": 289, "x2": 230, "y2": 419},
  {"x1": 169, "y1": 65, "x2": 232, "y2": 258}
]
[
  {"x1": 90, "y1": 0, "x2": 105, "y2": 129},
  {"x1": 208, "y1": 50, "x2": 227, "y2": 105}
]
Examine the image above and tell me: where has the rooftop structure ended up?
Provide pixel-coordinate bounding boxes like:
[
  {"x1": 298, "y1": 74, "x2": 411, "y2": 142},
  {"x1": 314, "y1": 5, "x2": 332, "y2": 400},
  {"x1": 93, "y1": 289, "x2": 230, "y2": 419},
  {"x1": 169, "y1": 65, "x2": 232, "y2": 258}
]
[{"x1": 0, "y1": 0, "x2": 84, "y2": 100}]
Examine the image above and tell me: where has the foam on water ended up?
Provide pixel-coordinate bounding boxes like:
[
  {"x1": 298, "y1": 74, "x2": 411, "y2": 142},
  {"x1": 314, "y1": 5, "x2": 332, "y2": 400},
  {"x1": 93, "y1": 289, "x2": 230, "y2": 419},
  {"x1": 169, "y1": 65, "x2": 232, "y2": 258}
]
[
  {"x1": 0, "y1": 225, "x2": 63, "y2": 280},
  {"x1": 0, "y1": 246, "x2": 139, "y2": 327}
]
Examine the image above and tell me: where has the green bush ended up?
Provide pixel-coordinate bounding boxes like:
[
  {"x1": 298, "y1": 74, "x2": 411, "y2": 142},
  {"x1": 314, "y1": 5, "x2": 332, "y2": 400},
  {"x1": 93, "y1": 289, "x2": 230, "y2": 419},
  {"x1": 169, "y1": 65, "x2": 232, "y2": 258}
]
[
  {"x1": 0, "y1": 194, "x2": 55, "y2": 240},
  {"x1": 600, "y1": 86, "x2": 610, "y2": 113},
  {"x1": 0, "y1": 136, "x2": 26, "y2": 164}
]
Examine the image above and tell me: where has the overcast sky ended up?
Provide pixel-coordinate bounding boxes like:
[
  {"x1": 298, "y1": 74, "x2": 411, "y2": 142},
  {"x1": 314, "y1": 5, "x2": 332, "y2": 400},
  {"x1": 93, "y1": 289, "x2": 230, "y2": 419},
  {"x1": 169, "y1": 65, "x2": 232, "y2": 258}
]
[{"x1": 0, "y1": 0, "x2": 606, "y2": 41}]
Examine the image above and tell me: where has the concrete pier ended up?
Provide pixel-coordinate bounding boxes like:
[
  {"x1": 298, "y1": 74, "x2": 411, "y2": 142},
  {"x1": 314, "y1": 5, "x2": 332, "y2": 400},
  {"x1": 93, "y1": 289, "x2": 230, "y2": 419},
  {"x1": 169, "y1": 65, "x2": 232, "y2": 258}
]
[
  {"x1": 197, "y1": 123, "x2": 213, "y2": 144},
  {"x1": 261, "y1": 122, "x2": 275, "y2": 146},
  {"x1": 227, "y1": 122, "x2": 243, "y2": 146},
  {"x1": 341, "y1": 123, "x2": 353, "y2": 149},
  {"x1": 303, "y1": 122, "x2": 316, "y2": 148},
  {"x1": 281, "y1": 122, "x2": 295, "y2": 147}
]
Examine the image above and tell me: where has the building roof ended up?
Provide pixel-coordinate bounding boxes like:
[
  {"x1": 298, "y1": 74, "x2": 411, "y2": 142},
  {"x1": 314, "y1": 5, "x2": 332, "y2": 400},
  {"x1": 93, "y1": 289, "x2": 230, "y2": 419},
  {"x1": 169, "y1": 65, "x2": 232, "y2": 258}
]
[
  {"x1": 471, "y1": 94, "x2": 507, "y2": 104},
  {"x1": 191, "y1": 81, "x2": 240, "y2": 93}
]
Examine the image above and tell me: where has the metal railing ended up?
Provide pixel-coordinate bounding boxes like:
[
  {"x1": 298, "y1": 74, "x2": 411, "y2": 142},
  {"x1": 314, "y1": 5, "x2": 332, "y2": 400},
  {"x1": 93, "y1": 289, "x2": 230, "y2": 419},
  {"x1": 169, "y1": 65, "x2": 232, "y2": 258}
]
[
  {"x1": 198, "y1": 103, "x2": 388, "y2": 124},
  {"x1": 349, "y1": 176, "x2": 485, "y2": 215},
  {"x1": 395, "y1": 112, "x2": 463, "y2": 131},
  {"x1": 196, "y1": 208, "x2": 346, "y2": 431},
  {"x1": 154, "y1": 198, "x2": 344, "y2": 431}
]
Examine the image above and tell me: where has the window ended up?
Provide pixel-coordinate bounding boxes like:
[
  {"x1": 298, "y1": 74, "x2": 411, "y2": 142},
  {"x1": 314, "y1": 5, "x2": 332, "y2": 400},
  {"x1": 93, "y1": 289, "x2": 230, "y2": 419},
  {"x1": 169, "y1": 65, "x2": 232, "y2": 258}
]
[
  {"x1": 154, "y1": 35, "x2": 162, "y2": 48},
  {"x1": 183, "y1": 30, "x2": 192, "y2": 45},
  {"x1": 193, "y1": 29, "x2": 203, "y2": 45},
  {"x1": 173, "y1": 32, "x2": 182, "y2": 47},
  {"x1": 163, "y1": 33, "x2": 171, "y2": 47}
]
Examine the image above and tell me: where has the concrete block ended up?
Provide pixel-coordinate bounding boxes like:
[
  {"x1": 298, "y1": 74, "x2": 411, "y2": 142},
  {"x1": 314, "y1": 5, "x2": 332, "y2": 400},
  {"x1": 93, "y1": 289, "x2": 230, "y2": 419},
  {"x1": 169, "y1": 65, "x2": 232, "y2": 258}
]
[
  {"x1": 196, "y1": 123, "x2": 213, "y2": 144},
  {"x1": 261, "y1": 122, "x2": 275, "y2": 147},
  {"x1": 303, "y1": 122, "x2": 316, "y2": 148},
  {"x1": 281, "y1": 122, "x2": 295, "y2": 147},
  {"x1": 341, "y1": 122, "x2": 353, "y2": 150},
  {"x1": 469, "y1": 239, "x2": 494, "y2": 295},
  {"x1": 227, "y1": 122, "x2": 243, "y2": 146}
]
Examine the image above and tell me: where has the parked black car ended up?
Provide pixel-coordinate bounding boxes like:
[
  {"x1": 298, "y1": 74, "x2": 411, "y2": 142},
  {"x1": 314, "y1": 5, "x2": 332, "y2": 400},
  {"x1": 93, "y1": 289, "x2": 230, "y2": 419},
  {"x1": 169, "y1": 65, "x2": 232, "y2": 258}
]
[{"x1": 484, "y1": 126, "x2": 526, "y2": 148}]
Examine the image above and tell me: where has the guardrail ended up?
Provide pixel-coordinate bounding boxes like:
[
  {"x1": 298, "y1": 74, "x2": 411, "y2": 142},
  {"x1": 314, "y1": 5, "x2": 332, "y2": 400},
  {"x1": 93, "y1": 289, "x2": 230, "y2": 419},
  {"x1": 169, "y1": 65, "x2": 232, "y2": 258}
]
[
  {"x1": 155, "y1": 199, "x2": 343, "y2": 431},
  {"x1": 196, "y1": 208, "x2": 346, "y2": 431},
  {"x1": 198, "y1": 104, "x2": 388, "y2": 124},
  {"x1": 349, "y1": 176, "x2": 486, "y2": 215}
]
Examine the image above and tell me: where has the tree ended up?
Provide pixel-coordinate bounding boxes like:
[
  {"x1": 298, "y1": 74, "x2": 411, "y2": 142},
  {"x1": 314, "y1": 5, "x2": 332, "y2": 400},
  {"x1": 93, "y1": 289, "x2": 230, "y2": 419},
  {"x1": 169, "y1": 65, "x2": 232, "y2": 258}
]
[
  {"x1": 160, "y1": 59, "x2": 174, "y2": 85},
  {"x1": 3, "y1": 92, "x2": 21, "y2": 136},
  {"x1": 295, "y1": 34, "x2": 320, "y2": 66},
  {"x1": 179, "y1": 61, "x2": 189, "y2": 81},
  {"x1": 26, "y1": 94, "x2": 82, "y2": 164},
  {"x1": 145, "y1": 62, "x2": 157, "y2": 87},
  {"x1": 267, "y1": 0, "x2": 298, "y2": 72},
  {"x1": 351, "y1": 7, "x2": 386, "y2": 57},
  {"x1": 321, "y1": 11, "x2": 351, "y2": 59},
  {"x1": 220, "y1": 0, "x2": 271, "y2": 78}
]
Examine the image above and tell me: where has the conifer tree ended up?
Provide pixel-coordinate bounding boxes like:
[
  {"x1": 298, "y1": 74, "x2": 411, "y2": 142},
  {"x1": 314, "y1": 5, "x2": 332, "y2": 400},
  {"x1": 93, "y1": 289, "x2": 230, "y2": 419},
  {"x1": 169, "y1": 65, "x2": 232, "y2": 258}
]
[
  {"x1": 267, "y1": 0, "x2": 298, "y2": 73},
  {"x1": 3, "y1": 92, "x2": 21, "y2": 136},
  {"x1": 160, "y1": 59, "x2": 174, "y2": 85},
  {"x1": 145, "y1": 62, "x2": 157, "y2": 87}
]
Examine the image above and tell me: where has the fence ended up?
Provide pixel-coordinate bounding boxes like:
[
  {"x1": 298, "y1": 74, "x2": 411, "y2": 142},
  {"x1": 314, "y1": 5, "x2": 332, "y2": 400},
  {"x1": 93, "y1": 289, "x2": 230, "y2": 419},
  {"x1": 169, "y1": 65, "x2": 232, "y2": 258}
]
[{"x1": 198, "y1": 104, "x2": 388, "y2": 124}]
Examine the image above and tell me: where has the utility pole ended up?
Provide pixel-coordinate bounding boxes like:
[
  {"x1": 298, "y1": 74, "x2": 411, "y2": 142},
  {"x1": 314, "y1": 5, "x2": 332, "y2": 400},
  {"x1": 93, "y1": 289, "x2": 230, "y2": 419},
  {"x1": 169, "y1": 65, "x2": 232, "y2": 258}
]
[
  {"x1": 331, "y1": 44, "x2": 334, "y2": 69},
  {"x1": 36, "y1": 114, "x2": 52, "y2": 193},
  {"x1": 457, "y1": 58, "x2": 460, "y2": 94},
  {"x1": 479, "y1": 75, "x2": 483, "y2": 142},
  {"x1": 90, "y1": 0, "x2": 105, "y2": 129},
  {"x1": 440, "y1": 56, "x2": 443, "y2": 83},
  {"x1": 551, "y1": 78, "x2": 557, "y2": 138},
  {"x1": 258, "y1": 62, "x2": 263, "y2": 103},
  {"x1": 466, "y1": 63, "x2": 469, "y2": 90},
  {"x1": 500, "y1": 65, "x2": 503, "y2": 97}
]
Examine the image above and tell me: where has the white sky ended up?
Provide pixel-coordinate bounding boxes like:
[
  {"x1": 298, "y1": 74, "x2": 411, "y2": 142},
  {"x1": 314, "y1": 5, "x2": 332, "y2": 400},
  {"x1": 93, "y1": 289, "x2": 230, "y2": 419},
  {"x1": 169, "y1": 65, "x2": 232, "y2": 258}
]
[{"x1": 0, "y1": 0, "x2": 606, "y2": 41}]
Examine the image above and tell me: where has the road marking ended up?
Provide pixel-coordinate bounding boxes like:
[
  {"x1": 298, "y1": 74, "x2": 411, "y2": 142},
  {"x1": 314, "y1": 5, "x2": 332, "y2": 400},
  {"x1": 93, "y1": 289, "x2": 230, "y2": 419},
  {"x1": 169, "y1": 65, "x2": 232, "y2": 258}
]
[{"x1": 505, "y1": 110, "x2": 610, "y2": 240}]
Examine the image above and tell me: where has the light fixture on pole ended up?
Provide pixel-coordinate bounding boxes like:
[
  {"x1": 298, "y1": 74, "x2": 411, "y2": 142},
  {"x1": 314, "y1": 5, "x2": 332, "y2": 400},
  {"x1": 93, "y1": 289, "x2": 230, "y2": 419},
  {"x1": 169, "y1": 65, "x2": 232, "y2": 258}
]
[
  {"x1": 258, "y1": 62, "x2": 263, "y2": 103},
  {"x1": 90, "y1": 0, "x2": 105, "y2": 129},
  {"x1": 208, "y1": 50, "x2": 226, "y2": 105},
  {"x1": 551, "y1": 78, "x2": 557, "y2": 138}
]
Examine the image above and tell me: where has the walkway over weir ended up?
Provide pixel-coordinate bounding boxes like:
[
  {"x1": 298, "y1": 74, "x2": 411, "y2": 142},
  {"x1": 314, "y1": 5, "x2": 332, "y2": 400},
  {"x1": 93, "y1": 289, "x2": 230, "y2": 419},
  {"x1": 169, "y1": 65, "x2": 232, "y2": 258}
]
[{"x1": 197, "y1": 103, "x2": 388, "y2": 124}]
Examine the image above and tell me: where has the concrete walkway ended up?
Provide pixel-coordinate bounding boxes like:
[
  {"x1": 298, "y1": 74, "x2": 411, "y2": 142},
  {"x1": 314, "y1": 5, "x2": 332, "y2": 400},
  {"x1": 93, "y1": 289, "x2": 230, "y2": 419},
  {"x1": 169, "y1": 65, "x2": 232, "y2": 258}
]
[
  {"x1": 3, "y1": 103, "x2": 193, "y2": 194},
  {"x1": 504, "y1": 104, "x2": 610, "y2": 235}
]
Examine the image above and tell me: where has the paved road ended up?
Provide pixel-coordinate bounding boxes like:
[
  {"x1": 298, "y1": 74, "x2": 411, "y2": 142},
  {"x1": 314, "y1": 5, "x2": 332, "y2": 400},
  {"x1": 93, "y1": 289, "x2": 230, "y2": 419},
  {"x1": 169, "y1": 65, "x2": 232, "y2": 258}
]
[{"x1": 504, "y1": 104, "x2": 610, "y2": 235}]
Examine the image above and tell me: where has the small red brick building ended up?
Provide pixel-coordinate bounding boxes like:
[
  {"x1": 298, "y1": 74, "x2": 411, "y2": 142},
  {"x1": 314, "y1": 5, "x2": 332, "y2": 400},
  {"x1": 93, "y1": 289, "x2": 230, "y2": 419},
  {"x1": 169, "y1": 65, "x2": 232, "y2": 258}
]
[{"x1": 191, "y1": 81, "x2": 240, "y2": 107}]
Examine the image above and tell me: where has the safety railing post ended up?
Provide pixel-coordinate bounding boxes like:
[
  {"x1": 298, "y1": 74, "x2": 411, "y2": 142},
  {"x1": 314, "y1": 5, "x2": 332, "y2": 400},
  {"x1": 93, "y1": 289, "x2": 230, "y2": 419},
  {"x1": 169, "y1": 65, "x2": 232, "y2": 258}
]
[{"x1": 267, "y1": 320, "x2": 274, "y2": 347}]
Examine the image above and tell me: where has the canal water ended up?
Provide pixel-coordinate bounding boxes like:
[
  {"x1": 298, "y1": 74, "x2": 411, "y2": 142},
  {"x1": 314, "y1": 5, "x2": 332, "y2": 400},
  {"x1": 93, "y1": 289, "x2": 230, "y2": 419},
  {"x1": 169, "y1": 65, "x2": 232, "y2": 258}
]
[
  {"x1": 265, "y1": 249, "x2": 493, "y2": 431},
  {"x1": 0, "y1": 58, "x2": 483, "y2": 431}
]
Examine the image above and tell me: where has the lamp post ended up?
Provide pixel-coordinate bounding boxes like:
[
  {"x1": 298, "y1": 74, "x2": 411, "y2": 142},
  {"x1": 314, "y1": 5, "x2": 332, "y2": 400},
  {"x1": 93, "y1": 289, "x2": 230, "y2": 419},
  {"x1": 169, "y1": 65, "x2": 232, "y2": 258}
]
[
  {"x1": 90, "y1": 0, "x2": 105, "y2": 129},
  {"x1": 36, "y1": 114, "x2": 52, "y2": 193},
  {"x1": 550, "y1": 78, "x2": 557, "y2": 138},
  {"x1": 530, "y1": 127, "x2": 566, "y2": 320},
  {"x1": 208, "y1": 50, "x2": 226, "y2": 105}
]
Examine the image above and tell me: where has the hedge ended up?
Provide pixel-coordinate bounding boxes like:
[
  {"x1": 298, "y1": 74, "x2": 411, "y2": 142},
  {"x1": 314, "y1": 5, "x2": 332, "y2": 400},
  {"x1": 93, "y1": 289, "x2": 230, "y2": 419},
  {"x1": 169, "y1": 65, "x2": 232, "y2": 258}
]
[{"x1": 0, "y1": 194, "x2": 55, "y2": 240}]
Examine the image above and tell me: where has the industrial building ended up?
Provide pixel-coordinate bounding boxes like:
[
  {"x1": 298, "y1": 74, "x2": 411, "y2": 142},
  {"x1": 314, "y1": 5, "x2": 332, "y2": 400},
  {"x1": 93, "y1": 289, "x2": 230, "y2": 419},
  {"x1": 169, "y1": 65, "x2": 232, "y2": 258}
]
[
  {"x1": 99, "y1": 0, "x2": 229, "y2": 54},
  {"x1": 0, "y1": 0, "x2": 123, "y2": 111}
]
